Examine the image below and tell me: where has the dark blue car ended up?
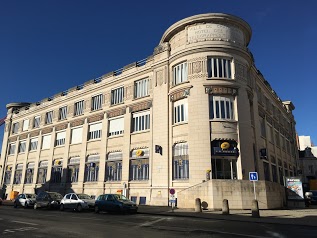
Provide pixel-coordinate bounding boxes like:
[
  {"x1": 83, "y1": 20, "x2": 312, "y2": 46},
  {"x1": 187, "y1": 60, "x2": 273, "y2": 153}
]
[{"x1": 94, "y1": 194, "x2": 138, "y2": 214}]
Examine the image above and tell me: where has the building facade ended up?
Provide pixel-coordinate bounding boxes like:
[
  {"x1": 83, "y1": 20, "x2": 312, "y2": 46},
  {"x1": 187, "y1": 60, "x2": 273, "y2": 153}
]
[{"x1": 0, "y1": 13, "x2": 298, "y2": 206}]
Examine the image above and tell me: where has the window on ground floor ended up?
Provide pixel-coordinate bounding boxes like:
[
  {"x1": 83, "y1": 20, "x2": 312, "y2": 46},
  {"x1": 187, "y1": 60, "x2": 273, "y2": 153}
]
[
  {"x1": 173, "y1": 143, "x2": 189, "y2": 180},
  {"x1": 212, "y1": 158, "x2": 237, "y2": 179}
]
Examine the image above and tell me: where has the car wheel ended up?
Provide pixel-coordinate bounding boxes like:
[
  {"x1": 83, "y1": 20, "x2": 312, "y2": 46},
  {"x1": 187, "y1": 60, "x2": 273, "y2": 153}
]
[
  {"x1": 77, "y1": 204, "x2": 83, "y2": 212},
  {"x1": 60, "y1": 204, "x2": 64, "y2": 211},
  {"x1": 34, "y1": 203, "x2": 38, "y2": 210},
  {"x1": 94, "y1": 206, "x2": 100, "y2": 214},
  {"x1": 14, "y1": 202, "x2": 17, "y2": 208},
  {"x1": 24, "y1": 203, "x2": 28, "y2": 209}
]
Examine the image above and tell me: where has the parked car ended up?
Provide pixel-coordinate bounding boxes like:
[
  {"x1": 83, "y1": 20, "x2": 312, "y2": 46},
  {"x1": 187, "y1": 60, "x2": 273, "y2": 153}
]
[
  {"x1": 94, "y1": 194, "x2": 138, "y2": 214},
  {"x1": 34, "y1": 191, "x2": 63, "y2": 209},
  {"x1": 60, "y1": 193, "x2": 95, "y2": 212},
  {"x1": 14, "y1": 193, "x2": 36, "y2": 208}
]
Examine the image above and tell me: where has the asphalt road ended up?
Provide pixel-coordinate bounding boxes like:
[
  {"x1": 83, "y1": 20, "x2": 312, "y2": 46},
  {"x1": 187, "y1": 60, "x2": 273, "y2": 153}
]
[{"x1": 0, "y1": 206, "x2": 317, "y2": 238}]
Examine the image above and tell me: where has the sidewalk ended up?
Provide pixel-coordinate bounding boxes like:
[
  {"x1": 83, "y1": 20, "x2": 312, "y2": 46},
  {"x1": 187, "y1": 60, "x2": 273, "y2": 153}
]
[{"x1": 137, "y1": 205, "x2": 317, "y2": 227}]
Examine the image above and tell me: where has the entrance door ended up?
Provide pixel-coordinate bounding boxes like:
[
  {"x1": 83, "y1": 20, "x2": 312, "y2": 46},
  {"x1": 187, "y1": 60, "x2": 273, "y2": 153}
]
[{"x1": 212, "y1": 158, "x2": 237, "y2": 179}]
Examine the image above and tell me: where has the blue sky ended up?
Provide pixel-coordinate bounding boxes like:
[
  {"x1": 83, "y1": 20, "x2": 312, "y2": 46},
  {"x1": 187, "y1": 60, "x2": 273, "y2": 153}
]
[{"x1": 0, "y1": 0, "x2": 317, "y2": 147}]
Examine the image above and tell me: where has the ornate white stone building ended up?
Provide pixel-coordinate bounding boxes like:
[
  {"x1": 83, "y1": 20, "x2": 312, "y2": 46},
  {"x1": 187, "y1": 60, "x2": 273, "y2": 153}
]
[{"x1": 0, "y1": 13, "x2": 298, "y2": 208}]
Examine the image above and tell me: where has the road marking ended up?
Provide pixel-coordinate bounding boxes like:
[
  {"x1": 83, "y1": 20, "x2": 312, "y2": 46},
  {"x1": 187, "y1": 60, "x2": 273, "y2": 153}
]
[
  {"x1": 3, "y1": 227, "x2": 38, "y2": 234},
  {"x1": 11, "y1": 220, "x2": 39, "y2": 226},
  {"x1": 139, "y1": 217, "x2": 167, "y2": 227}
]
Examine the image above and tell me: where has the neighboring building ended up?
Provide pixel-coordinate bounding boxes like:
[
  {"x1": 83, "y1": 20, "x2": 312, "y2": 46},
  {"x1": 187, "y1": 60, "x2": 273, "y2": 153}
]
[
  {"x1": 298, "y1": 135, "x2": 317, "y2": 190},
  {"x1": 0, "y1": 13, "x2": 298, "y2": 208}
]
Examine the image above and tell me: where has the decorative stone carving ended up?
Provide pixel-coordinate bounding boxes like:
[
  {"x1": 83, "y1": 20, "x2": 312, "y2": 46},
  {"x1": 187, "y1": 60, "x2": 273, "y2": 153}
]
[
  {"x1": 192, "y1": 61, "x2": 202, "y2": 74},
  {"x1": 235, "y1": 61, "x2": 247, "y2": 81},
  {"x1": 129, "y1": 100, "x2": 152, "y2": 113},
  {"x1": 70, "y1": 119, "x2": 85, "y2": 128},
  {"x1": 85, "y1": 98, "x2": 91, "y2": 112},
  {"x1": 19, "y1": 133, "x2": 28, "y2": 140},
  {"x1": 126, "y1": 83, "x2": 134, "y2": 100},
  {"x1": 30, "y1": 130, "x2": 40, "y2": 137},
  {"x1": 170, "y1": 87, "x2": 191, "y2": 102},
  {"x1": 8, "y1": 136, "x2": 17, "y2": 142},
  {"x1": 104, "y1": 92, "x2": 111, "y2": 107},
  {"x1": 42, "y1": 127, "x2": 53, "y2": 134},
  {"x1": 156, "y1": 70, "x2": 163, "y2": 87},
  {"x1": 106, "y1": 107, "x2": 126, "y2": 118},
  {"x1": 153, "y1": 42, "x2": 170, "y2": 55},
  {"x1": 55, "y1": 123, "x2": 68, "y2": 131},
  {"x1": 88, "y1": 113, "x2": 104, "y2": 123},
  {"x1": 205, "y1": 86, "x2": 238, "y2": 96}
]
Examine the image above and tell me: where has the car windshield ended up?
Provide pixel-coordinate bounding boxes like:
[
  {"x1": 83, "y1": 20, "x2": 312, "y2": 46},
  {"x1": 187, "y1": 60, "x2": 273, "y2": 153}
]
[
  {"x1": 113, "y1": 194, "x2": 129, "y2": 201},
  {"x1": 26, "y1": 194, "x2": 36, "y2": 199},
  {"x1": 77, "y1": 194, "x2": 92, "y2": 199},
  {"x1": 49, "y1": 193, "x2": 63, "y2": 199}
]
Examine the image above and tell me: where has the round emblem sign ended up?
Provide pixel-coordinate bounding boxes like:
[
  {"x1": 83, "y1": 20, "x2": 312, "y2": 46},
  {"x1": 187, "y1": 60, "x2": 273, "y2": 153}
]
[
  {"x1": 220, "y1": 142, "x2": 230, "y2": 150},
  {"x1": 169, "y1": 188, "x2": 175, "y2": 195}
]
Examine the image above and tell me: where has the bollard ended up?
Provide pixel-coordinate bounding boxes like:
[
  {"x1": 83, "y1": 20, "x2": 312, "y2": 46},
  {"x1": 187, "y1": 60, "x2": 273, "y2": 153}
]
[
  {"x1": 251, "y1": 199, "x2": 260, "y2": 218},
  {"x1": 222, "y1": 199, "x2": 230, "y2": 215},
  {"x1": 194, "y1": 198, "x2": 202, "y2": 212}
]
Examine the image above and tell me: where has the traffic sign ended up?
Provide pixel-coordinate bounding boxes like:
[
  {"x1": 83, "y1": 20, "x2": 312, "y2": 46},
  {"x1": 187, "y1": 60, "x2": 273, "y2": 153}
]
[
  {"x1": 169, "y1": 188, "x2": 175, "y2": 195},
  {"x1": 249, "y1": 172, "x2": 258, "y2": 181}
]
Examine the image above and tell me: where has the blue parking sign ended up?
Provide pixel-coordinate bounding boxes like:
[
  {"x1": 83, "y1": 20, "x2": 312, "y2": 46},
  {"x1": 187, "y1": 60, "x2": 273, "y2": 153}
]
[{"x1": 249, "y1": 172, "x2": 258, "y2": 181}]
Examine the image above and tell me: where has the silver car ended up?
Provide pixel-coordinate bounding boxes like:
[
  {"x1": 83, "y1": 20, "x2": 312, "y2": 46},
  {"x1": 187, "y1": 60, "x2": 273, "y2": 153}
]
[
  {"x1": 14, "y1": 193, "x2": 36, "y2": 208},
  {"x1": 60, "y1": 193, "x2": 95, "y2": 212}
]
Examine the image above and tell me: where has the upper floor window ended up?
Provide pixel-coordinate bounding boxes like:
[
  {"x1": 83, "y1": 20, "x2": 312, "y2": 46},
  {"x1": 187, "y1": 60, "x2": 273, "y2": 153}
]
[
  {"x1": 18, "y1": 141, "x2": 26, "y2": 153},
  {"x1": 42, "y1": 134, "x2": 51, "y2": 150},
  {"x1": 207, "y1": 58, "x2": 232, "y2": 79},
  {"x1": 111, "y1": 87, "x2": 124, "y2": 105},
  {"x1": 209, "y1": 96, "x2": 234, "y2": 120},
  {"x1": 173, "y1": 99, "x2": 188, "y2": 124},
  {"x1": 74, "y1": 100, "x2": 84, "y2": 116},
  {"x1": 30, "y1": 138, "x2": 38, "y2": 151},
  {"x1": 55, "y1": 131, "x2": 66, "y2": 146},
  {"x1": 91, "y1": 94, "x2": 103, "y2": 111},
  {"x1": 8, "y1": 143, "x2": 16, "y2": 155},
  {"x1": 59, "y1": 106, "x2": 67, "y2": 120},
  {"x1": 173, "y1": 62, "x2": 187, "y2": 85},
  {"x1": 22, "y1": 119, "x2": 29, "y2": 131},
  {"x1": 132, "y1": 110, "x2": 150, "y2": 132},
  {"x1": 88, "y1": 122, "x2": 102, "y2": 140},
  {"x1": 134, "y1": 78, "x2": 149, "y2": 99},
  {"x1": 45, "y1": 111, "x2": 53, "y2": 124},
  {"x1": 108, "y1": 117, "x2": 124, "y2": 137},
  {"x1": 33, "y1": 116, "x2": 41, "y2": 128},
  {"x1": 71, "y1": 127, "x2": 83, "y2": 144},
  {"x1": 12, "y1": 122, "x2": 19, "y2": 134}
]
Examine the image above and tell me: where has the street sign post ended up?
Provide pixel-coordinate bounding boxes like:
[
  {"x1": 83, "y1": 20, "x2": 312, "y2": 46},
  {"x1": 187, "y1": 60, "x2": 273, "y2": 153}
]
[
  {"x1": 249, "y1": 172, "x2": 258, "y2": 200},
  {"x1": 169, "y1": 188, "x2": 176, "y2": 211}
]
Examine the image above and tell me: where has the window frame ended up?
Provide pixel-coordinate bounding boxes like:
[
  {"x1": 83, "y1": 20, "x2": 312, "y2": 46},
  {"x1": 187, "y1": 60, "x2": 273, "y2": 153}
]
[
  {"x1": 209, "y1": 95, "x2": 234, "y2": 120},
  {"x1": 132, "y1": 110, "x2": 150, "y2": 133},
  {"x1": 74, "y1": 100, "x2": 84, "y2": 116},
  {"x1": 134, "y1": 78, "x2": 149, "y2": 99},
  {"x1": 172, "y1": 62, "x2": 188, "y2": 85},
  {"x1": 111, "y1": 86, "x2": 124, "y2": 105},
  {"x1": 59, "y1": 106, "x2": 68, "y2": 121},
  {"x1": 207, "y1": 57, "x2": 232, "y2": 79}
]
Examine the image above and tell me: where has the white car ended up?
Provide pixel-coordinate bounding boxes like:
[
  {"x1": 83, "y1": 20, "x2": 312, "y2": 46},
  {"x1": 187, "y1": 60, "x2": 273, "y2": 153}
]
[
  {"x1": 60, "y1": 193, "x2": 95, "y2": 212},
  {"x1": 14, "y1": 193, "x2": 36, "y2": 208}
]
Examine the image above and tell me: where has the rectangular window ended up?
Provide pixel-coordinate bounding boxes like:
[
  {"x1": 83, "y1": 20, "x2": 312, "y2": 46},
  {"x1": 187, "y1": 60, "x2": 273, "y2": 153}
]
[
  {"x1": 88, "y1": 122, "x2": 102, "y2": 140},
  {"x1": 55, "y1": 131, "x2": 66, "y2": 146},
  {"x1": 8, "y1": 143, "x2": 16, "y2": 155},
  {"x1": 108, "y1": 117, "x2": 124, "y2": 136},
  {"x1": 74, "y1": 100, "x2": 84, "y2": 116},
  {"x1": 174, "y1": 99, "x2": 188, "y2": 124},
  {"x1": 22, "y1": 119, "x2": 29, "y2": 131},
  {"x1": 275, "y1": 130, "x2": 280, "y2": 147},
  {"x1": 42, "y1": 134, "x2": 51, "y2": 149},
  {"x1": 37, "y1": 167, "x2": 48, "y2": 184},
  {"x1": 45, "y1": 111, "x2": 53, "y2": 124},
  {"x1": 260, "y1": 117, "x2": 266, "y2": 138},
  {"x1": 14, "y1": 169, "x2": 23, "y2": 184},
  {"x1": 85, "y1": 163, "x2": 99, "y2": 182},
  {"x1": 59, "y1": 106, "x2": 68, "y2": 120},
  {"x1": 12, "y1": 122, "x2": 19, "y2": 134},
  {"x1": 209, "y1": 96, "x2": 234, "y2": 120},
  {"x1": 51, "y1": 166, "x2": 62, "y2": 183},
  {"x1": 130, "y1": 159, "x2": 149, "y2": 181},
  {"x1": 173, "y1": 62, "x2": 187, "y2": 85},
  {"x1": 271, "y1": 164, "x2": 278, "y2": 182},
  {"x1": 25, "y1": 163, "x2": 35, "y2": 184},
  {"x1": 18, "y1": 141, "x2": 26, "y2": 153},
  {"x1": 30, "y1": 138, "x2": 38, "y2": 151},
  {"x1": 134, "y1": 78, "x2": 149, "y2": 99},
  {"x1": 263, "y1": 161, "x2": 270, "y2": 181},
  {"x1": 132, "y1": 110, "x2": 150, "y2": 132},
  {"x1": 173, "y1": 143, "x2": 189, "y2": 180},
  {"x1": 68, "y1": 165, "x2": 80, "y2": 183},
  {"x1": 71, "y1": 127, "x2": 83, "y2": 144},
  {"x1": 34, "y1": 116, "x2": 40, "y2": 128},
  {"x1": 207, "y1": 58, "x2": 232, "y2": 79},
  {"x1": 91, "y1": 94, "x2": 103, "y2": 111},
  {"x1": 267, "y1": 123, "x2": 274, "y2": 143},
  {"x1": 4, "y1": 169, "x2": 11, "y2": 184},
  {"x1": 106, "y1": 152, "x2": 122, "y2": 182},
  {"x1": 111, "y1": 87, "x2": 124, "y2": 105}
]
